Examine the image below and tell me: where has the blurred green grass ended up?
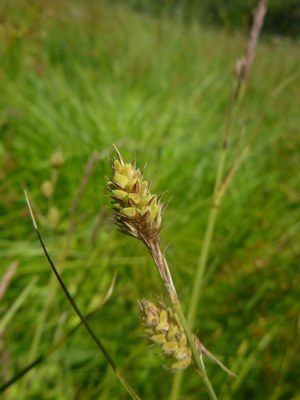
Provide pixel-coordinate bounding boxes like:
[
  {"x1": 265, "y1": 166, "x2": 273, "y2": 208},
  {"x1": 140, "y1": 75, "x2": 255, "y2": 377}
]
[{"x1": 1, "y1": 1, "x2": 300, "y2": 399}]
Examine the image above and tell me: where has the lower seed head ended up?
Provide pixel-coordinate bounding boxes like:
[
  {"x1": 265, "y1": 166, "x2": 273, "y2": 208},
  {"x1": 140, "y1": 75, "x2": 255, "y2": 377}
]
[{"x1": 139, "y1": 298, "x2": 192, "y2": 371}]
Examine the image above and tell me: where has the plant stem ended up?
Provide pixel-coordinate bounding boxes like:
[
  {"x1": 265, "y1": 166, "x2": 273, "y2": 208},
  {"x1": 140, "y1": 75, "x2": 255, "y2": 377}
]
[
  {"x1": 188, "y1": 130, "x2": 232, "y2": 325},
  {"x1": 148, "y1": 238, "x2": 218, "y2": 400},
  {"x1": 174, "y1": 303, "x2": 218, "y2": 400},
  {"x1": 171, "y1": 3, "x2": 268, "y2": 398},
  {"x1": 169, "y1": 147, "x2": 234, "y2": 400},
  {"x1": 169, "y1": 371, "x2": 183, "y2": 400}
]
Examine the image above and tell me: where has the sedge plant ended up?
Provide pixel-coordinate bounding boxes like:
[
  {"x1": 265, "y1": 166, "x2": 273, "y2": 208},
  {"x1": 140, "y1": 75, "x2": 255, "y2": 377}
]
[
  {"x1": 15, "y1": 142, "x2": 234, "y2": 400},
  {"x1": 107, "y1": 145, "x2": 235, "y2": 399},
  {"x1": 2, "y1": 1, "x2": 270, "y2": 398},
  {"x1": 107, "y1": 0, "x2": 268, "y2": 398}
]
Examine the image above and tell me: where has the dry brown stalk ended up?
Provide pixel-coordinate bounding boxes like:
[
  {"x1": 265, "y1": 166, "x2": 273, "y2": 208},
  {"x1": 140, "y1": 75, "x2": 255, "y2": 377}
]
[
  {"x1": 235, "y1": 0, "x2": 268, "y2": 85},
  {"x1": 148, "y1": 238, "x2": 179, "y2": 305}
]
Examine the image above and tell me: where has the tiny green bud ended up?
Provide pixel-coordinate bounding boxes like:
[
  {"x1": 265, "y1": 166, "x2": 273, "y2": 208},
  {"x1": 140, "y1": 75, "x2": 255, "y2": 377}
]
[
  {"x1": 171, "y1": 357, "x2": 192, "y2": 371},
  {"x1": 125, "y1": 177, "x2": 138, "y2": 192},
  {"x1": 41, "y1": 180, "x2": 54, "y2": 199},
  {"x1": 155, "y1": 215, "x2": 162, "y2": 228},
  {"x1": 122, "y1": 163, "x2": 134, "y2": 179},
  {"x1": 128, "y1": 193, "x2": 141, "y2": 204},
  {"x1": 144, "y1": 301, "x2": 158, "y2": 317},
  {"x1": 137, "y1": 194, "x2": 153, "y2": 208},
  {"x1": 162, "y1": 341, "x2": 179, "y2": 354},
  {"x1": 139, "y1": 206, "x2": 151, "y2": 217},
  {"x1": 156, "y1": 320, "x2": 170, "y2": 333},
  {"x1": 151, "y1": 333, "x2": 167, "y2": 344},
  {"x1": 112, "y1": 173, "x2": 129, "y2": 189},
  {"x1": 122, "y1": 207, "x2": 136, "y2": 218},
  {"x1": 113, "y1": 159, "x2": 123, "y2": 173},
  {"x1": 111, "y1": 189, "x2": 128, "y2": 200},
  {"x1": 167, "y1": 326, "x2": 180, "y2": 341},
  {"x1": 178, "y1": 334, "x2": 188, "y2": 347},
  {"x1": 159, "y1": 309, "x2": 168, "y2": 322},
  {"x1": 138, "y1": 181, "x2": 149, "y2": 196},
  {"x1": 173, "y1": 347, "x2": 190, "y2": 361},
  {"x1": 150, "y1": 204, "x2": 161, "y2": 220}
]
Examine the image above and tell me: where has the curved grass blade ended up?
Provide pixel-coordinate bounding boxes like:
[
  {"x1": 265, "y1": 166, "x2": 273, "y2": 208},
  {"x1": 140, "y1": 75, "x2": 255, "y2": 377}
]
[{"x1": 24, "y1": 190, "x2": 141, "y2": 400}]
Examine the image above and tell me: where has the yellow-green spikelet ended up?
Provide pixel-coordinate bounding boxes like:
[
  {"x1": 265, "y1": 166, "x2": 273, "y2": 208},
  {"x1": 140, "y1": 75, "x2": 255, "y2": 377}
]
[
  {"x1": 139, "y1": 299, "x2": 192, "y2": 371},
  {"x1": 108, "y1": 147, "x2": 162, "y2": 241}
]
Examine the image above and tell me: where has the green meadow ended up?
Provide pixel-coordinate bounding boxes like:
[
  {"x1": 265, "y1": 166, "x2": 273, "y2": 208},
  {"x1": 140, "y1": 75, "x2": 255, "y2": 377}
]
[{"x1": 1, "y1": 1, "x2": 299, "y2": 399}]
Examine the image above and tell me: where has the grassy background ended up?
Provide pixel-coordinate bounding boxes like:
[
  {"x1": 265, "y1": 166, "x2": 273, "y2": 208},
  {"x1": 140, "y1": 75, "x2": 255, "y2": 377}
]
[{"x1": 1, "y1": 1, "x2": 300, "y2": 399}]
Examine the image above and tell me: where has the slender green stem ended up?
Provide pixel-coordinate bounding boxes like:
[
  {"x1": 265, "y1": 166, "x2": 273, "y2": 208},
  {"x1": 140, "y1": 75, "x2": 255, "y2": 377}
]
[
  {"x1": 169, "y1": 371, "x2": 183, "y2": 400},
  {"x1": 170, "y1": 0, "x2": 268, "y2": 387},
  {"x1": 178, "y1": 0, "x2": 267, "y2": 362},
  {"x1": 179, "y1": 143, "x2": 227, "y2": 334},
  {"x1": 169, "y1": 144, "x2": 242, "y2": 399},
  {"x1": 169, "y1": 134, "x2": 232, "y2": 400},
  {"x1": 148, "y1": 239, "x2": 218, "y2": 399},
  {"x1": 174, "y1": 303, "x2": 218, "y2": 400}
]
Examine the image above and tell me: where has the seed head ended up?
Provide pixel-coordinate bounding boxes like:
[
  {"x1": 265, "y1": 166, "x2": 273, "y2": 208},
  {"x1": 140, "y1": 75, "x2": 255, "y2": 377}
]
[
  {"x1": 50, "y1": 151, "x2": 64, "y2": 169},
  {"x1": 108, "y1": 146, "x2": 162, "y2": 244},
  {"x1": 139, "y1": 298, "x2": 192, "y2": 371},
  {"x1": 41, "y1": 180, "x2": 54, "y2": 199}
]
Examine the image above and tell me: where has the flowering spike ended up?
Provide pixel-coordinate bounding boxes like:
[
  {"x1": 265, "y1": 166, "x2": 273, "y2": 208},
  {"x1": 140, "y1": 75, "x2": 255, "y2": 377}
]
[
  {"x1": 139, "y1": 298, "x2": 192, "y2": 371},
  {"x1": 108, "y1": 146, "x2": 163, "y2": 245}
]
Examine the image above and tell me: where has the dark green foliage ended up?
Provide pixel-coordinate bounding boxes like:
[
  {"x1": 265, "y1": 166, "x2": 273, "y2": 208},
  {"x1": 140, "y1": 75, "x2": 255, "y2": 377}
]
[
  {"x1": 118, "y1": 0, "x2": 300, "y2": 37},
  {"x1": 199, "y1": 0, "x2": 300, "y2": 37}
]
